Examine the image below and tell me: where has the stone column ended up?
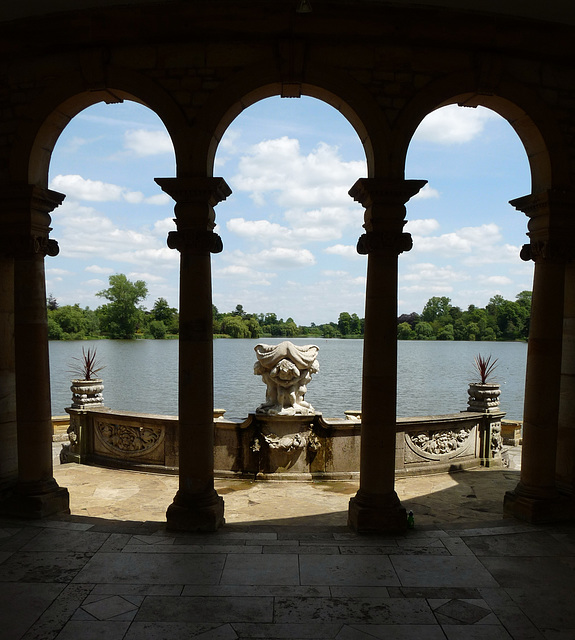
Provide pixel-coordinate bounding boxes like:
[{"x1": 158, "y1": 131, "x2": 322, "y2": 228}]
[
  {"x1": 0, "y1": 252, "x2": 16, "y2": 496},
  {"x1": 156, "y1": 177, "x2": 231, "y2": 531},
  {"x1": 1, "y1": 185, "x2": 70, "y2": 518},
  {"x1": 559, "y1": 239, "x2": 575, "y2": 503},
  {"x1": 348, "y1": 178, "x2": 426, "y2": 533},
  {"x1": 504, "y1": 190, "x2": 575, "y2": 522}
]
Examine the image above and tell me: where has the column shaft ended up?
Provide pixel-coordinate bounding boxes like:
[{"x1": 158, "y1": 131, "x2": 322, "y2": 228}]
[
  {"x1": 557, "y1": 261, "x2": 575, "y2": 498},
  {"x1": 1, "y1": 185, "x2": 69, "y2": 518},
  {"x1": 504, "y1": 189, "x2": 575, "y2": 522},
  {"x1": 156, "y1": 177, "x2": 230, "y2": 532},
  {"x1": 347, "y1": 178, "x2": 426, "y2": 533},
  {"x1": 0, "y1": 255, "x2": 17, "y2": 494}
]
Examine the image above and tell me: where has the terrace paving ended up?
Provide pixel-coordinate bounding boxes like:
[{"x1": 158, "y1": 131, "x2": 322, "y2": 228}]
[{"x1": 2, "y1": 445, "x2": 574, "y2": 639}]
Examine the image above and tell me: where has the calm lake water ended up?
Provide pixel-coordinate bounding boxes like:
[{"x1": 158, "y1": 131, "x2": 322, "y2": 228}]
[{"x1": 49, "y1": 338, "x2": 528, "y2": 421}]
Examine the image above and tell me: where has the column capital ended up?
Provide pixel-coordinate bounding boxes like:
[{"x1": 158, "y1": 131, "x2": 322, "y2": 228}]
[
  {"x1": 0, "y1": 184, "x2": 64, "y2": 258},
  {"x1": 349, "y1": 178, "x2": 427, "y2": 209},
  {"x1": 154, "y1": 177, "x2": 231, "y2": 208},
  {"x1": 350, "y1": 179, "x2": 426, "y2": 256},
  {"x1": 511, "y1": 189, "x2": 575, "y2": 263}
]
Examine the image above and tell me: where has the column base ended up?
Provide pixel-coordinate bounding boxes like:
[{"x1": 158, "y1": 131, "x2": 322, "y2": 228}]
[
  {"x1": 166, "y1": 490, "x2": 225, "y2": 532},
  {"x1": 504, "y1": 484, "x2": 574, "y2": 523},
  {"x1": 0, "y1": 483, "x2": 70, "y2": 519},
  {"x1": 348, "y1": 490, "x2": 407, "y2": 534}
]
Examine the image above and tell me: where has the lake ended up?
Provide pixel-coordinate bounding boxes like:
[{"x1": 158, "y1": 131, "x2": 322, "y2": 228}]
[{"x1": 48, "y1": 338, "x2": 527, "y2": 421}]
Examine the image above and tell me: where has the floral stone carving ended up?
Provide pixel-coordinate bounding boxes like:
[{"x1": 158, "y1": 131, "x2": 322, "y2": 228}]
[
  {"x1": 409, "y1": 428, "x2": 472, "y2": 455},
  {"x1": 97, "y1": 422, "x2": 163, "y2": 454},
  {"x1": 254, "y1": 341, "x2": 320, "y2": 415}
]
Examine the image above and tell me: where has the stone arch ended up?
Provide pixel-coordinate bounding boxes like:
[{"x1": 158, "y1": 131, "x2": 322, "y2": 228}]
[
  {"x1": 392, "y1": 73, "x2": 568, "y2": 194},
  {"x1": 189, "y1": 60, "x2": 389, "y2": 178},
  {"x1": 10, "y1": 66, "x2": 185, "y2": 187}
]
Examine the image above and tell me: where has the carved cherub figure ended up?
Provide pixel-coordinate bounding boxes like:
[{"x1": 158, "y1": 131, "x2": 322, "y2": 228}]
[{"x1": 253, "y1": 341, "x2": 319, "y2": 415}]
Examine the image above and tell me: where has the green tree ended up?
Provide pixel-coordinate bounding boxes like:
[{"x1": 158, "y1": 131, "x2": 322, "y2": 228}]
[
  {"x1": 96, "y1": 274, "x2": 148, "y2": 339},
  {"x1": 149, "y1": 320, "x2": 167, "y2": 339},
  {"x1": 437, "y1": 324, "x2": 454, "y2": 340},
  {"x1": 397, "y1": 322, "x2": 413, "y2": 340},
  {"x1": 414, "y1": 321, "x2": 434, "y2": 340},
  {"x1": 220, "y1": 315, "x2": 250, "y2": 338},
  {"x1": 421, "y1": 297, "x2": 452, "y2": 323}
]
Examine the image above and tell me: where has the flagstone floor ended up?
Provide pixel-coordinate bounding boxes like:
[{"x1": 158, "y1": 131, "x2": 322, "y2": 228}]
[{"x1": 1, "y1": 446, "x2": 574, "y2": 639}]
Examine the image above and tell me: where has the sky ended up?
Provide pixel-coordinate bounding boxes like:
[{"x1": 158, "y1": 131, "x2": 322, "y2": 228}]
[{"x1": 46, "y1": 97, "x2": 534, "y2": 326}]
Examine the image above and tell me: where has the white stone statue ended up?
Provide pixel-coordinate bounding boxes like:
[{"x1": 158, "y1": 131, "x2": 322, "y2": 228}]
[{"x1": 254, "y1": 341, "x2": 320, "y2": 415}]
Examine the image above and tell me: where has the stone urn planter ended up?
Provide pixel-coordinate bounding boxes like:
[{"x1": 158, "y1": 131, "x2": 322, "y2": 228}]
[
  {"x1": 68, "y1": 346, "x2": 105, "y2": 409},
  {"x1": 467, "y1": 382, "x2": 501, "y2": 413},
  {"x1": 70, "y1": 378, "x2": 105, "y2": 409}
]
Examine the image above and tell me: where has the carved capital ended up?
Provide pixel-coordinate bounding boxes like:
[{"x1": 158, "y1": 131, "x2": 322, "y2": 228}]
[
  {"x1": 167, "y1": 229, "x2": 223, "y2": 254},
  {"x1": 155, "y1": 177, "x2": 231, "y2": 208},
  {"x1": 357, "y1": 231, "x2": 413, "y2": 256},
  {"x1": 511, "y1": 189, "x2": 575, "y2": 263},
  {"x1": 349, "y1": 179, "x2": 427, "y2": 209},
  {"x1": 520, "y1": 240, "x2": 575, "y2": 264}
]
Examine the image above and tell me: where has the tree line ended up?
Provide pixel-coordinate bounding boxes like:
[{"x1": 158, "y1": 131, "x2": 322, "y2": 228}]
[{"x1": 47, "y1": 274, "x2": 532, "y2": 342}]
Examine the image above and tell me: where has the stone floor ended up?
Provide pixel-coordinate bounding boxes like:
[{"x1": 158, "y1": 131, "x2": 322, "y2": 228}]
[{"x1": 1, "y1": 446, "x2": 574, "y2": 639}]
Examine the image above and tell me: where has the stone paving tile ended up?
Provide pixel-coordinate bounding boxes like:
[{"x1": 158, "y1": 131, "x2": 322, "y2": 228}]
[
  {"x1": 98, "y1": 533, "x2": 132, "y2": 552},
  {"x1": 0, "y1": 582, "x2": 65, "y2": 640},
  {"x1": 341, "y1": 625, "x2": 446, "y2": 639},
  {"x1": 388, "y1": 586, "x2": 482, "y2": 599},
  {"x1": 135, "y1": 595, "x2": 274, "y2": 623},
  {"x1": 441, "y1": 625, "x2": 513, "y2": 639},
  {"x1": 51, "y1": 620, "x2": 131, "y2": 639},
  {"x1": 182, "y1": 585, "x2": 330, "y2": 597},
  {"x1": 428, "y1": 598, "x2": 492, "y2": 624},
  {"x1": 505, "y1": 585, "x2": 575, "y2": 630},
  {"x1": 329, "y1": 586, "x2": 390, "y2": 598},
  {"x1": 73, "y1": 552, "x2": 226, "y2": 584},
  {"x1": 263, "y1": 544, "x2": 341, "y2": 554},
  {"x1": 0, "y1": 551, "x2": 93, "y2": 583},
  {"x1": 391, "y1": 555, "x2": 499, "y2": 587},
  {"x1": 220, "y1": 553, "x2": 300, "y2": 586},
  {"x1": 478, "y1": 587, "x2": 545, "y2": 640},
  {"x1": 126, "y1": 622, "x2": 239, "y2": 639},
  {"x1": 273, "y1": 596, "x2": 435, "y2": 624},
  {"x1": 19, "y1": 528, "x2": 110, "y2": 553},
  {"x1": 232, "y1": 622, "x2": 342, "y2": 638},
  {"x1": 479, "y1": 556, "x2": 575, "y2": 589},
  {"x1": 440, "y1": 536, "x2": 475, "y2": 556},
  {"x1": 465, "y1": 531, "x2": 575, "y2": 557},
  {"x1": 0, "y1": 525, "x2": 42, "y2": 551},
  {"x1": 339, "y1": 545, "x2": 450, "y2": 556},
  {"x1": 122, "y1": 544, "x2": 264, "y2": 554},
  {"x1": 541, "y1": 631, "x2": 575, "y2": 640},
  {"x1": 299, "y1": 554, "x2": 401, "y2": 586},
  {"x1": 92, "y1": 584, "x2": 184, "y2": 596},
  {"x1": 20, "y1": 583, "x2": 94, "y2": 640}
]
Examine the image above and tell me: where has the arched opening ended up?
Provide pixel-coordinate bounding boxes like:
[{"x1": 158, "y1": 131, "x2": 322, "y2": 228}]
[
  {"x1": 212, "y1": 95, "x2": 368, "y2": 419},
  {"x1": 44, "y1": 99, "x2": 179, "y2": 415},
  {"x1": 401, "y1": 103, "x2": 532, "y2": 417}
]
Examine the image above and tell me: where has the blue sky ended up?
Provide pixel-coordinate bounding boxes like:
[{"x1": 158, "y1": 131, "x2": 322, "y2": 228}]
[{"x1": 47, "y1": 97, "x2": 533, "y2": 325}]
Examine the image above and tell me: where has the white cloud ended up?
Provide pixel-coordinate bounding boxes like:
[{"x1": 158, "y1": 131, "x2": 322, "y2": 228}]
[
  {"x1": 411, "y1": 223, "x2": 503, "y2": 256},
  {"x1": 479, "y1": 275, "x2": 513, "y2": 286},
  {"x1": 405, "y1": 218, "x2": 440, "y2": 236},
  {"x1": 412, "y1": 184, "x2": 440, "y2": 199},
  {"x1": 324, "y1": 244, "x2": 364, "y2": 260},
  {"x1": 46, "y1": 267, "x2": 72, "y2": 276},
  {"x1": 232, "y1": 136, "x2": 365, "y2": 210},
  {"x1": 50, "y1": 201, "x2": 179, "y2": 271},
  {"x1": 50, "y1": 174, "x2": 170, "y2": 205},
  {"x1": 401, "y1": 263, "x2": 469, "y2": 291},
  {"x1": 127, "y1": 271, "x2": 165, "y2": 283},
  {"x1": 123, "y1": 129, "x2": 174, "y2": 156},
  {"x1": 85, "y1": 265, "x2": 114, "y2": 274},
  {"x1": 256, "y1": 247, "x2": 316, "y2": 269},
  {"x1": 153, "y1": 217, "x2": 177, "y2": 236},
  {"x1": 413, "y1": 105, "x2": 497, "y2": 144}
]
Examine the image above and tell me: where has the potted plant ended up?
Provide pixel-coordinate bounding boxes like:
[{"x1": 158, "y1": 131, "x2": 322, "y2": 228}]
[
  {"x1": 69, "y1": 346, "x2": 105, "y2": 409},
  {"x1": 467, "y1": 353, "x2": 501, "y2": 413}
]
